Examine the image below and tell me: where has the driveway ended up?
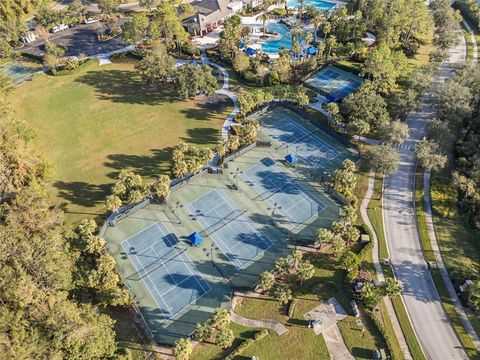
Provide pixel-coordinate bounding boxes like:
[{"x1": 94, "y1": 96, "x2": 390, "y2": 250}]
[
  {"x1": 20, "y1": 22, "x2": 128, "y2": 57},
  {"x1": 383, "y1": 33, "x2": 469, "y2": 359}
]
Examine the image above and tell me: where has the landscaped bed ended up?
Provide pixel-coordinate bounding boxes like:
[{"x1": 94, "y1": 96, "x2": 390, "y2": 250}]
[{"x1": 11, "y1": 58, "x2": 232, "y2": 221}]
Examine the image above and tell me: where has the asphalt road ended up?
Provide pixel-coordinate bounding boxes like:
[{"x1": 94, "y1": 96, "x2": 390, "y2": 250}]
[
  {"x1": 20, "y1": 22, "x2": 128, "y2": 57},
  {"x1": 383, "y1": 34, "x2": 469, "y2": 360}
]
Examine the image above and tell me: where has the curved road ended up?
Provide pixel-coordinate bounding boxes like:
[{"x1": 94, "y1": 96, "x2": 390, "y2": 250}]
[{"x1": 383, "y1": 34, "x2": 469, "y2": 359}]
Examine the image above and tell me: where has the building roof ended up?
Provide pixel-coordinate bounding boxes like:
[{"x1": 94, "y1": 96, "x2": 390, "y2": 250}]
[{"x1": 183, "y1": 0, "x2": 235, "y2": 31}]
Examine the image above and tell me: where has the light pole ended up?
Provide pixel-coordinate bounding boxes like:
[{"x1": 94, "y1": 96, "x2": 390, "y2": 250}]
[
  {"x1": 231, "y1": 167, "x2": 243, "y2": 190},
  {"x1": 270, "y1": 202, "x2": 282, "y2": 217},
  {"x1": 380, "y1": 185, "x2": 390, "y2": 200}
]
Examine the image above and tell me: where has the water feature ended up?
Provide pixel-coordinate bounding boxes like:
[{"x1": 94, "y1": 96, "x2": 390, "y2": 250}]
[
  {"x1": 260, "y1": 22, "x2": 312, "y2": 55},
  {"x1": 287, "y1": 0, "x2": 336, "y2": 11}
]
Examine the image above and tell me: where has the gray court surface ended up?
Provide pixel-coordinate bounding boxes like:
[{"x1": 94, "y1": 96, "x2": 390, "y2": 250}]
[
  {"x1": 0, "y1": 62, "x2": 38, "y2": 84},
  {"x1": 187, "y1": 189, "x2": 272, "y2": 270},
  {"x1": 122, "y1": 223, "x2": 211, "y2": 319},
  {"x1": 305, "y1": 64, "x2": 363, "y2": 100},
  {"x1": 243, "y1": 158, "x2": 326, "y2": 226},
  {"x1": 263, "y1": 115, "x2": 340, "y2": 167}
]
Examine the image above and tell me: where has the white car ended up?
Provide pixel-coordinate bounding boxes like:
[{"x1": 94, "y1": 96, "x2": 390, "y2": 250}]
[
  {"x1": 83, "y1": 18, "x2": 99, "y2": 24},
  {"x1": 51, "y1": 24, "x2": 69, "y2": 33}
]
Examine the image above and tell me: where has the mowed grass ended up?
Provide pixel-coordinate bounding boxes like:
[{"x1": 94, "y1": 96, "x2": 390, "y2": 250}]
[{"x1": 11, "y1": 59, "x2": 232, "y2": 221}]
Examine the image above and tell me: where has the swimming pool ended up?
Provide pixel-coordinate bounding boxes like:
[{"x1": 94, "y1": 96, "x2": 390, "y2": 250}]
[
  {"x1": 261, "y1": 22, "x2": 312, "y2": 55},
  {"x1": 287, "y1": 0, "x2": 336, "y2": 11}
]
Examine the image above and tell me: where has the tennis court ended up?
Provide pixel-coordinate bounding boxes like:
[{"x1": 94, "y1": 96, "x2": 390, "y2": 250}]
[
  {"x1": 187, "y1": 189, "x2": 272, "y2": 270},
  {"x1": 0, "y1": 62, "x2": 39, "y2": 85},
  {"x1": 262, "y1": 115, "x2": 340, "y2": 167},
  {"x1": 122, "y1": 223, "x2": 211, "y2": 320},
  {"x1": 243, "y1": 158, "x2": 326, "y2": 226},
  {"x1": 305, "y1": 64, "x2": 363, "y2": 101}
]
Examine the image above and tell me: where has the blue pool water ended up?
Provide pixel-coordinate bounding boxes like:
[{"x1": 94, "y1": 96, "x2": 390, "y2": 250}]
[
  {"x1": 261, "y1": 22, "x2": 312, "y2": 55},
  {"x1": 287, "y1": 0, "x2": 336, "y2": 11}
]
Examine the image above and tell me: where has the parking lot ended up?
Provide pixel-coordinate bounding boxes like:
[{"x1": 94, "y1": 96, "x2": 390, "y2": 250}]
[{"x1": 19, "y1": 21, "x2": 128, "y2": 57}]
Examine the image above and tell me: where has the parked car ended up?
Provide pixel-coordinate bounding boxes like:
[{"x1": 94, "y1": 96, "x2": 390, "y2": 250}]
[{"x1": 51, "y1": 24, "x2": 69, "y2": 33}]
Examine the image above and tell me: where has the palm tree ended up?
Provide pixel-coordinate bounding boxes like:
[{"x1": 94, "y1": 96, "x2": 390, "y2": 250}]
[
  {"x1": 258, "y1": 271, "x2": 275, "y2": 292},
  {"x1": 212, "y1": 308, "x2": 230, "y2": 330},
  {"x1": 172, "y1": 338, "x2": 192, "y2": 360},
  {"x1": 292, "y1": 250, "x2": 303, "y2": 270},
  {"x1": 315, "y1": 228, "x2": 333, "y2": 249},
  {"x1": 384, "y1": 278, "x2": 402, "y2": 298},
  {"x1": 257, "y1": 11, "x2": 273, "y2": 38},
  {"x1": 312, "y1": 12, "x2": 326, "y2": 43},
  {"x1": 290, "y1": 21, "x2": 304, "y2": 44},
  {"x1": 214, "y1": 328, "x2": 235, "y2": 348},
  {"x1": 271, "y1": 283, "x2": 292, "y2": 304},
  {"x1": 296, "y1": 260, "x2": 314, "y2": 284},
  {"x1": 297, "y1": 0, "x2": 305, "y2": 20},
  {"x1": 194, "y1": 322, "x2": 213, "y2": 342}
]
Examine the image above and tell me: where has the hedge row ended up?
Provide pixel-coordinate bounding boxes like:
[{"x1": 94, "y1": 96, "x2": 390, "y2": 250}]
[
  {"x1": 53, "y1": 58, "x2": 96, "y2": 76},
  {"x1": 287, "y1": 298, "x2": 298, "y2": 318},
  {"x1": 225, "y1": 329, "x2": 270, "y2": 359},
  {"x1": 366, "y1": 309, "x2": 402, "y2": 360}
]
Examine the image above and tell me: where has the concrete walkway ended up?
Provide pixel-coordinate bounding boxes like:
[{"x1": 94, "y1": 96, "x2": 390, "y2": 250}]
[
  {"x1": 201, "y1": 53, "x2": 239, "y2": 140},
  {"x1": 462, "y1": 20, "x2": 478, "y2": 63},
  {"x1": 359, "y1": 171, "x2": 413, "y2": 360},
  {"x1": 323, "y1": 324, "x2": 355, "y2": 360},
  {"x1": 423, "y1": 172, "x2": 480, "y2": 351}
]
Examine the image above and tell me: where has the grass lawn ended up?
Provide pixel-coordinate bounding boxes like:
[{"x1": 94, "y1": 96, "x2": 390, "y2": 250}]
[
  {"x1": 366, "y1": 174, "x2": 389, "y2": 260},
  {"x1": 461, "y1": 22, "x2": 474, "y2": 61},
  {"x1": 234, "y1": 253, "x2": 387, "y2": 360},
  {"x1": 407, "y1": 27, "x2": 435, "y2": 70},
  {"x1": 11, "y1": 58, "x2": 232, "y2": 221},
  {"x1": 190, "y1": 323, "x2": 262, "y2": 360}
]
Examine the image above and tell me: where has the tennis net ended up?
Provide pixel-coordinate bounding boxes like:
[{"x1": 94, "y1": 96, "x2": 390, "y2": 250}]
[
  {"x1": 200, "y1": 209, "x2": 246, "y2": 237},
  {"x1": 128, "y1": 246, "x2": 187, "y2": 281}
]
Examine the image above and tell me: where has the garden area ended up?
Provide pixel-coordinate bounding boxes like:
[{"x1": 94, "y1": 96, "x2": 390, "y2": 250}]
[{"x1": 11, "y1": 57, "x2": 232, "y2": 221}]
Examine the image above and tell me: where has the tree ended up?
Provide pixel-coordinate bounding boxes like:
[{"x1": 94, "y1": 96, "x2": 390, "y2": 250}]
[
  {"x1": 379, "y1": 120, "x2": 409, "y2": 145},
  {"x1": 258, "y1": 271, "x2": 275, "y2": 292},
  {"x1": 361, "y1": 282, "x2": 383, "y2": 309},
  {"x1": 152, "y1": 174, "x2": 170, "y2": 199},
  {"x1": 416, "y1": 138, "x2": 447, "y2": 172},
  {"x1": 140, "y1": 0, "x2": 160, "y2": 11},
  {"x1": 362, "y1": 43, "x2": 408, "y2": 93},
  {"x1": 431, "y1": 80, "x2": 473, "y2": 124},
  {"x1": 257, "y1": 11, "x2": 273, "y2": 38},
  {"x1": 274, "y1": 257, "x2": 291, "y2": 277},
  {"x1": 297, "y1": 260, "x2": 315, "y2": 284},
  {"x1": 340, "y1": 84, "x2": 390, "y2": 136},
  {"x1": 315, "y1": 228, "x2": 334, "y2": 248},
  {"x1": 233, "y1": 53, "x2": 250, "y2": 73},
  {"x1": 331, "y1": 159, "x2": 357, "y2": 203},
  {"x1": 270, "y1": 283, "x2": 292, "y2": 304},
  {"x1": 135, "y1": 43, "x2": 176, "y2": 85},
  {"x1": 212, "y1": 308, "x2": 230, "y2": 330},
  {"x1": 384, "y1": 278, "x2": 402, "y2": 298},
  {"x1": 122, "y1": 13, "x2": 150, "y2": 44},
  {"x1": 109, "y1": 170, "x2": 150, "y2": 206},
  {"x1": 154, "y1": 2, "x2": 189, "y2": 53},
  {"x1": 367, "y1": 144, "x2": 400, "y2": 175},
  {"x1": 105, "y1": 194, "x2": 122, "y2": 212},
  {"x1": 468, "y1": 280, "x2": 480, "y2": 313},
  {"x1": 339, "y1": 250, "x2": 360, "y2": 271},
  {"x1": 312, "y1": 11, "x2": 326, "y2": 42},
  {"x1": 331, "y1": 236, "x2": 346, "y2": 256},
  {"x1": 214, "y1": 328, "x2": 235, "y2": 348},
  {"x1": 292, "y1": 250, "x2": 303, "y2": 270},
  {"x1": 391, "y1": 89, "x2": 419, "y2": 121},
  {"x1": 194, "y1": 322, "x2": 213, "y2": 342},
  {"x1": 97, "y1": 0, "x2": 119, "y2": 14},
  {"x1": 174, "y1": 64, "x2": 217, "y2": 100},
  {"x1": 172, "y1": 338, "x2": 193, "y2": 360}
]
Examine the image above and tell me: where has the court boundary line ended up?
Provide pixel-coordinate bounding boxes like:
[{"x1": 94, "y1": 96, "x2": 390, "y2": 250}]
[
  {"x1": 187, "y1": 189, "x2": 273, "y2": 270},
  {"x1": 122, "y1": 223, "x2": 211, "y2": 320}
]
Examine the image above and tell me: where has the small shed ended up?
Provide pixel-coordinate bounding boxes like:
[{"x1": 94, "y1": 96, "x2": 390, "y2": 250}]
[
  {"x1": 188, "y1": 232, "x2": 203, "y2": 247},
  {"x1": 285, "y1": 153, "x2": 298, "y2": 165},
  {"x1": 360, "y1": 234, "x2": 370, "y2": 244}
]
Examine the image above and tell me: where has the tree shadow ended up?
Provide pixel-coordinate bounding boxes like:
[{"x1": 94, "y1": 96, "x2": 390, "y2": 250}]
[
  {"x1": 74, "y1": 69, "x2": 178, "y2": 105},
  {"x1": 179, "y1": 94, "x2": 232, "y2": 121},
  {"x1": 104, "y1": 147, "x2": 173, "y2": 179},
  {"x1": 182, "y1": 127, "x2": 221, "y2": 146},
  {"x1": 351, "y1": 347, "x2": 374, "y2": 359},
  {"x1": 53, "y1": 181, "x2": 111, "y2": 208}
]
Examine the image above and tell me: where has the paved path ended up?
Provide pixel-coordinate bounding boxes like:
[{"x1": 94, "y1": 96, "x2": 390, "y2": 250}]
[
  {"x1": 383, "y1": 29, "x2": 468, "y2": 359},
  {"x1": 359, "y1": 171, "x2": 413, "y2": 360},
  {"x1": 322, "y1": 324, "x2": 354, "y2": 360},
  {"x1": 423, "y1": 172, "x2": 480, "y2": 351},
  {"x1": 462, "y1": 19, "x2": 478, "y2": 63}
]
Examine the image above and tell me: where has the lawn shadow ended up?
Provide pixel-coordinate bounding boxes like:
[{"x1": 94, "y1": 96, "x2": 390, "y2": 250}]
[
  {"x1": 104, "y1": 147, "x2": 173, "y2": 179},
  {"x1": 179, "y1": 94, "x2": 232, "y2": 121},
  {"x1": 182, "y1": 127, "x2": 221, "y2": 146},
  {"x1": 54, "y1": 181, "x2": 111, "y2": 209},
  {"x1": 74, "y1": 69, "x2": 178, "y2": 105}
]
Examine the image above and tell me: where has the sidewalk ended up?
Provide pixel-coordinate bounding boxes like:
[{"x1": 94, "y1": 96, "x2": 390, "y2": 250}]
[{"x1": 423, "y1": 171, "x2": 480, "y2": 351}]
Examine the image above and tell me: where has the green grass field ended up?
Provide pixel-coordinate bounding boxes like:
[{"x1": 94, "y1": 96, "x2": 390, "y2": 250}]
[{"x1": 11, "y1": 59, "x2": 232, "y2": 221}]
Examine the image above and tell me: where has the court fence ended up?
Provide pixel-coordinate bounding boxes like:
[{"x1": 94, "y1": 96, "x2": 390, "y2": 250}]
[{"x1": 223, "y1": 142, "x2": 257, "y2": 164}]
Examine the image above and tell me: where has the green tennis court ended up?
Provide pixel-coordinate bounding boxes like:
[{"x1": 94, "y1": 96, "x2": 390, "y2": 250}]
[{"x1": 1, "y1": 62, "x2": 39, "y2": 84}]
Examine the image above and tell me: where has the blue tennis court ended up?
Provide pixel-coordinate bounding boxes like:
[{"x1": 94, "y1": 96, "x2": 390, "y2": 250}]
[
  {"x1": 243, "y1": 158, "x2": 326, "y2": 226},
  {"x1": 305, "y1": 64, "x2": 363, "y2": 101},
  {"x1": 187, "y1": 189, "x2": 272, "y2": 269},
  {"x1": 262, "y1": 116, "x2": 340, "y2": 167},
  {"x1": 122, "y1": 223, "x2": 211, "y2": 319},
  {"x1": 0, "y1": 62, "x2": 38, "y2": 85}
]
